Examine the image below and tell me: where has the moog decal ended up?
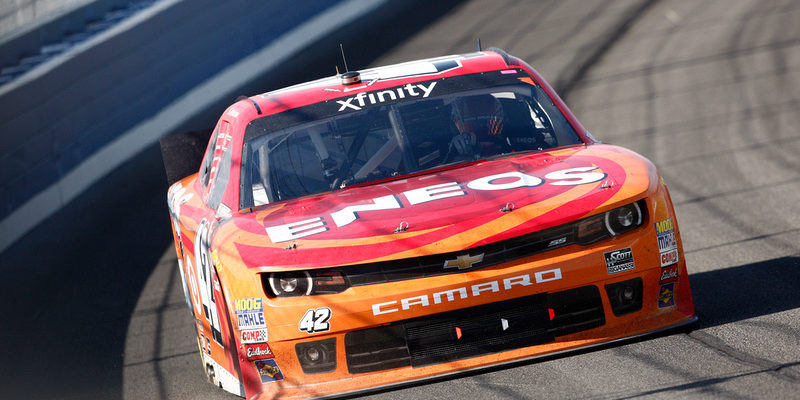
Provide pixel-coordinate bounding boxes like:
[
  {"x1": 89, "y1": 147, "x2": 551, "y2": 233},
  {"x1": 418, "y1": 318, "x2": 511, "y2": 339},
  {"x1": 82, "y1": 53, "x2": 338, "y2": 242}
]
[
  {"x1": 235, "y1": 297, "x2": 266, "y2": 329},
  {"x1": 655, "y1": 218, "x2": 679, "y2": 267}
]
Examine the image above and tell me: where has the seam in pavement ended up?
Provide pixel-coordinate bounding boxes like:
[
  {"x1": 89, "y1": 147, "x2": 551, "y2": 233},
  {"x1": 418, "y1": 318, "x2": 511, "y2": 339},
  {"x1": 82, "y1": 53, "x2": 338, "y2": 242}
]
[
  {"x1": 557, "y1": 0, "x2": 661, "y2": 100},
  {"x1": 687, "y1": 331, "x2": 800, "y2": 382}
]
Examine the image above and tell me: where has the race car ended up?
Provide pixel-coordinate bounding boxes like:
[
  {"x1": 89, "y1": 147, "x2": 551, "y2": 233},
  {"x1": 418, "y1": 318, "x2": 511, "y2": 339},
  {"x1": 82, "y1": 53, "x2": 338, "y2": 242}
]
[{"x1": 162, "y1": 48, "x2": 696, "y2": 399}]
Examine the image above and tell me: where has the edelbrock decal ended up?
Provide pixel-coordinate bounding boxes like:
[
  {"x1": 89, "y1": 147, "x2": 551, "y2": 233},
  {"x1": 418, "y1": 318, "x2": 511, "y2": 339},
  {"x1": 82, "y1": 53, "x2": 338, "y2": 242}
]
[
  {"x1": 660, "y1": 265, "x2": 679, "y2": 284},
  {"x1": 245, "y1": 343, "x2": 274, "y2": 360}
]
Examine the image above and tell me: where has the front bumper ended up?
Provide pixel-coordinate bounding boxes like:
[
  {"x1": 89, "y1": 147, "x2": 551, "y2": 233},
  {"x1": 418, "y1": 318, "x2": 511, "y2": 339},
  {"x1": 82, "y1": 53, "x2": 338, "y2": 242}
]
[{"x1": 242, "y1": 245, "x2": 694, "y2": 398}]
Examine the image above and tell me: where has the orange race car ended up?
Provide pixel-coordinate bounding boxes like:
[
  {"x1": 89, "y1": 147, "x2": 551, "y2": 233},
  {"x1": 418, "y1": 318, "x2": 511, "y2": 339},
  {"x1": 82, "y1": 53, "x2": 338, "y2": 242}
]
[{"x1": 162, "y1": 48, "x2": 695, "y2": 399}]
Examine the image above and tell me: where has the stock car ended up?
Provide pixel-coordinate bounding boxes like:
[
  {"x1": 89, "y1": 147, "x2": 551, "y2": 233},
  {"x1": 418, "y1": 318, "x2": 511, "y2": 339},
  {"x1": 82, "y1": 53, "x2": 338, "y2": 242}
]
[{"x1": 162, "y1": 48, "x2": 696, "y2": 399}]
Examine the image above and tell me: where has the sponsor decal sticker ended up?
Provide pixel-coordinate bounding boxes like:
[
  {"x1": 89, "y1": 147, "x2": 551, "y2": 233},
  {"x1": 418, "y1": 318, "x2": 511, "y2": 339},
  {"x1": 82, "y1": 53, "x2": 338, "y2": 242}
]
[
  {"x1": 604, "y1": 248, "x2": 635, "y2": 274},
  {"x1": 254, "y1": 359, "x2": 284, "y2": 382},
  {"x1": 660, "y1": 265, "x2": 679, "y2": 284},
  {"x1": 299, "y1": 307, "x2": 332, "y2": 334},
  {"x1": 244, "y1": 343, "x2": 274, "y2": 360},
  {"x1": 658, "y1": 282, "x2": 675, "y2": 308},
  {"x1": 241, "y1": 328, "x2": 268, "y2": 344},
  {"x1": 660, "y1": 249, "x2": 679, "y2": 269},
  {"x1": 235, "y1": 297, "x2": 266, "y2": 329},
  {"x1": 336, "y1": 82, "x2": 438, "y2": 112},
  {"x1": 655, "y1": 218, "x2": 679, "y2": 267}
]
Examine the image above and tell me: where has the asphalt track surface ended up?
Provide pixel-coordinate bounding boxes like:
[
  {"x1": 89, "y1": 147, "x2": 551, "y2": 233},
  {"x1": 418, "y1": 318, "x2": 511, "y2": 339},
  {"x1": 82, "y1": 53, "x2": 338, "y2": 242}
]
[{"x1": 2, "y1": 0, "x2": 799, "y2": 399}]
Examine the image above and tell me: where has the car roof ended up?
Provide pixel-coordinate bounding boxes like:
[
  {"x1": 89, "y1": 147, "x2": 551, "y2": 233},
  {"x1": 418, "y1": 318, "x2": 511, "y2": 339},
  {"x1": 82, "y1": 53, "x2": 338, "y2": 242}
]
[{"x1": 245, "y1": 51, "x2": 514, "y2": 118}]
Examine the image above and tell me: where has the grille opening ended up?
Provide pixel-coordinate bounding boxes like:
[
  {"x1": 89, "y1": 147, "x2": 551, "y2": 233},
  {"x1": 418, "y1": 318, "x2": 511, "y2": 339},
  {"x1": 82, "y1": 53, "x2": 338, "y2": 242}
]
[
  {"x1": 344, "y1": 285, "x2": 604, "y2": 374},
  {"x1": 345, "y1": 325, "x2": 409, "y2": 374}
]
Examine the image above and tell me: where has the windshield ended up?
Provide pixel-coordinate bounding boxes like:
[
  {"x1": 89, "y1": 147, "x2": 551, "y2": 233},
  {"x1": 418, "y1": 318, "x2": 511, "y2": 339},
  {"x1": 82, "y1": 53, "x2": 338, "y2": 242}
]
[{"x1": 240, "y1": 70, "x2": 582, "y2": 208}]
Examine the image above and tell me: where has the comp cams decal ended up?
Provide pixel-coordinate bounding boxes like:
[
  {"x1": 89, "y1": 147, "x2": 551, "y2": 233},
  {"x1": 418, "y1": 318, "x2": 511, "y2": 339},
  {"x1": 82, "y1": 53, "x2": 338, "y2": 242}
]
[
  {"x1": 235, "y1": 297, "x2": 266, "y2": 329},
  {"x1": 255, "y1": 359, "x2": 284, "y2": 382},
  {"x1": 604, "y1": 247, "x2": 634, "y2": 274},
  {"x1": 372, "y1": 268, "x2": 562, "y2": 316},
  {"x1": 266, "y1": 166, "x2": 607, "y2": 243},
  {"x1": 655, "y1": 218, "x2": 679, "y2": 267},
  {"x1": 241, "y1": 328, "x2": 268, "y2": 344},
  {"x1": 299, "y1": 308, "x2": 332, "y2": 334}
]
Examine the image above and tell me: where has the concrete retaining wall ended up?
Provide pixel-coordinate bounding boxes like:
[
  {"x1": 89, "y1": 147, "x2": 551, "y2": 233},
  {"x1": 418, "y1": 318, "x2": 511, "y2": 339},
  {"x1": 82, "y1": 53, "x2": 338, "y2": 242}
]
[
  {"x1": 0, "y1": 0, "x2": 342, "y2": 222},
  {"x1": 0, "y1": 0, "x2": 92, "y2": 37}
]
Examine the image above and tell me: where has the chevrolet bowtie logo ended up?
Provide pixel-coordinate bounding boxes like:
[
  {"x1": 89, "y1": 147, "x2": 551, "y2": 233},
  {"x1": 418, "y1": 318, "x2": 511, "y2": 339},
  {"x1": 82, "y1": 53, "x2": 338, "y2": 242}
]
[{"x1": 443, "y1": 253, "x2": 485, "y2": 270}]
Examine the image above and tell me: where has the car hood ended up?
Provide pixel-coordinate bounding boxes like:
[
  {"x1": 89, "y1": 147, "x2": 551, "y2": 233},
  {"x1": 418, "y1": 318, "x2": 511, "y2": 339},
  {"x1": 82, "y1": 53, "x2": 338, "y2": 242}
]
[{"x1": 217, "y1": 144, "x2": 657, "y2": 270}]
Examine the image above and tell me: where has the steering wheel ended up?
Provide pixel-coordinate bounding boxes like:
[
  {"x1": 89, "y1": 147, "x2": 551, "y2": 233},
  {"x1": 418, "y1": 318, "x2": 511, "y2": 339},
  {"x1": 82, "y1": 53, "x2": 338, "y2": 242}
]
[{"x1": 443, "y1": 132, "x2": 477, "y2": 164}]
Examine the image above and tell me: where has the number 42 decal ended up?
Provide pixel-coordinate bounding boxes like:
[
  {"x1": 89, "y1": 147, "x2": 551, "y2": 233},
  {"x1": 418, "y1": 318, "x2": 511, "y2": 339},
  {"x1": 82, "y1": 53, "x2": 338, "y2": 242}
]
[{"x1": 299, "y1": 308, "x2": 331, "y2": 334}]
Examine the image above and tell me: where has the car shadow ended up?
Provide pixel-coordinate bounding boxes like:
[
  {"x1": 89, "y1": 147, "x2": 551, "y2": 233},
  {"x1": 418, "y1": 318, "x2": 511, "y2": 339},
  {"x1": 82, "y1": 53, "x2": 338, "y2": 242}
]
[{"x1": 689, "y1": 256, "x2": 800, "y2": 329}]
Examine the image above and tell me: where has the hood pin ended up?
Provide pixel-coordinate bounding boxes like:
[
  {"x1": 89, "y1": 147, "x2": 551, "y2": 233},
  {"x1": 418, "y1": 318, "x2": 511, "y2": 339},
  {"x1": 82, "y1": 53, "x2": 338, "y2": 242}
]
[
  {"x1": 393, "y1": 221, "x2": 409, "y2": 233},
  {"x1": 500, "y1": 202, "x2": 514, "y2": 213}
]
